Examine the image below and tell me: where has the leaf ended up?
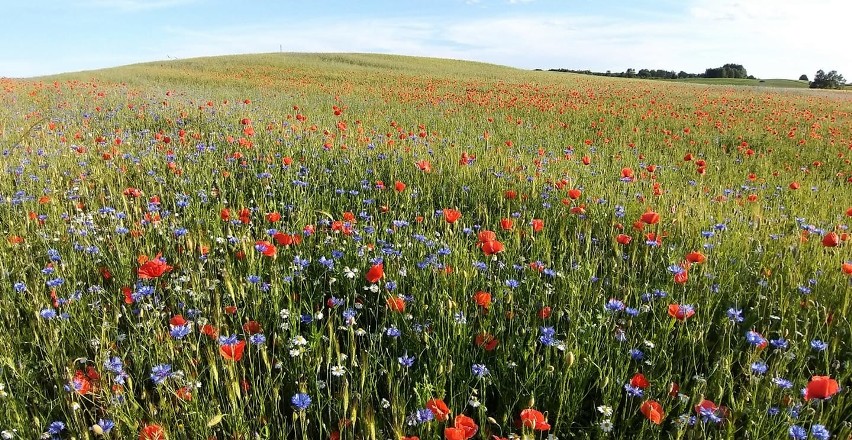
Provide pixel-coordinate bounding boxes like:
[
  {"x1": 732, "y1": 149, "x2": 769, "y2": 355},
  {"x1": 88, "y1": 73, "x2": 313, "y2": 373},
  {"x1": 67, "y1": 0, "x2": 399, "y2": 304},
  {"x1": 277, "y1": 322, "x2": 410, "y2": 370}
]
[{"x1": 207, "y1": 414, "x2": 225, "y2": 428}]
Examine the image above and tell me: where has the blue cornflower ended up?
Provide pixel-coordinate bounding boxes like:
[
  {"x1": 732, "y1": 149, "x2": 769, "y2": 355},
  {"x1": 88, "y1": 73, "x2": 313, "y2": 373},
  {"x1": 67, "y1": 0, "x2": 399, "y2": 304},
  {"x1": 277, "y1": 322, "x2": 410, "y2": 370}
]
[
  {"x1": 605, "y1": 298, "x2": 625, "y2": 312},
  {"x1": 170, "y1": 324, "x2": 192, "y2": 339},
  {"x1": 40, "y1": 308, "x2": 58, "y2": 319},
  {"x1": 726, "y1": 308, "x2": 744, "y2": 323},
  {"x1": 751, "y1": 361, "x2": 768, "y2": 375},
  {"x1": 13, "y1": 282, "x2": 26, "y2": 292},
  {"x1": 398, "y1": 353, "x2": 415, "y2": 368},
  {"x1": 629, "y1": 349, "x2": 645, "y2": 361},
  {"x1": 770, "y1": 338, "x2": 788, "y2": 349},
  {"x1": 811, "y1": 424, "x2": 830, "y2": 440},
  {"x1": 788, "y1": 425, "x2": 807, "y2": 440},
  {"x1": 95, "y1": 419, "x2": 115, "y2": 433},
  {"x1": 539, "y1": 327, "x2": 556, "y2": 346},
  {"x1": 218, "y1": 334, "x2": 239, "y2": 346},
  {"x1": 505, "y1": 278, "x2": 520, "y2": 289},
  {"x1": 150, "y1": 364, "x2": 174, "y2": 384},
  {"x1": 699, "y1": 407, "x2": 721, "y2": 423},
  {"x1": 773, "y1": 377, "x2": 793, "y2": 389},
  {"x1": 624, "y1": 383, "x2": 644, "y2": 398},
  {"x1": 291, "y1": 393, "x2": 312, "y2": 410},
  {"x1": 625, "y1": 307, "x2": 640, "y2": 317},
  {"x1": 745, "y1": 331, "x2": 767, "y2": 347},
  {"x1": 810, "y1": 339, "x2": 828, "y2": 351},
  {"x1": 47, "y1": 421, "x2": 65, "y2": 435},
  {"x1": 104, "y1": 357, "x2": 124, "y2": 374},
  {"x1": 471, "y1": 364, "x2": 490, "y2": 378},
  {"x1": 386, "y1": 327, "x2": 401, "y2": 338},
  {"x1": 249, "y1": 334, "x2": 266, "y2": 345}
]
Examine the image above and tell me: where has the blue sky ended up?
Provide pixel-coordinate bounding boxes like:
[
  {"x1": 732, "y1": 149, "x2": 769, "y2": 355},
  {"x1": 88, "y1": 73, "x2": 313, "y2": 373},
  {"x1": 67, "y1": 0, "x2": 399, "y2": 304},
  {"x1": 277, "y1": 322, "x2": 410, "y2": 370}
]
[{"x1": 3, "y1": 0, "x2": 850, "y2": 79}]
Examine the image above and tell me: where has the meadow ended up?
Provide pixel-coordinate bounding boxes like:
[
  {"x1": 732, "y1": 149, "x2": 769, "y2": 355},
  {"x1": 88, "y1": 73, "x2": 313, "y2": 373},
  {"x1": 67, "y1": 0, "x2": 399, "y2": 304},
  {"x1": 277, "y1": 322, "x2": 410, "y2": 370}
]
[{"x1": 1, "y1": 53, "x2": 851, "y2": 439}]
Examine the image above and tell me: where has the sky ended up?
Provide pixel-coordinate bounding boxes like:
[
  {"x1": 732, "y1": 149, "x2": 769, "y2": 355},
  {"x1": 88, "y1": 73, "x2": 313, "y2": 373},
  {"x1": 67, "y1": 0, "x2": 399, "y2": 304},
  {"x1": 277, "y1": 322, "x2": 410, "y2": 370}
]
[{"x1": 2, "y1": 0, "x2": 850, "y2": 79}]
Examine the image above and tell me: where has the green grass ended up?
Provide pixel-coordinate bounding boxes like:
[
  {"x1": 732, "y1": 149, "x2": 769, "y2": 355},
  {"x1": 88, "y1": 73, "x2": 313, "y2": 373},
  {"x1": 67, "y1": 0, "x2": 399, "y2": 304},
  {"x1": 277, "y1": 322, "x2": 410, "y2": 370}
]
[
  {"x1": 1, "y1": 53, "x2": 851, "y2": 440},
  {"x1": 672, "y1": 77, "x2": 810, "y2": 88}
]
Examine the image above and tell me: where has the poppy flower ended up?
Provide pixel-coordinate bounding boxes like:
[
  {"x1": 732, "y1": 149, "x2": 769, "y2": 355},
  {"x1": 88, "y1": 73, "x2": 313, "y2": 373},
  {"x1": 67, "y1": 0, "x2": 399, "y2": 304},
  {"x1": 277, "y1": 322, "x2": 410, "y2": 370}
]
[
  {"x1": 804, "y1": 376, "x2": 840, "y2": 401},
  {"x1": 847, "y1": 207, "x2": 852, "y2": 217},
  {"x1": 169, "y1": 315, "x2": 187, "y2": 327},
  {"x1": 273, "y1": 232, "x2": 294, "y2": 246},
  {"x1": 139, "y1": 424, "x2": 167, "y2": 440},
  {"x1": 394, "y1": 181, "x2": 406, "y2": 192},
  {"x1": 621, "y1": 167, "x2": 635, "y2": 180},
  {"x1": 500, "y1": 218, "x2": 514, "y2": 230},
  {"x1": 685, "y1": 251, "x2": 706, "y2": 264},
  {"x1": 630, "y1": 373, "x2": 650, "y2": 389},
  {"x1": 789, "y1": 182, "x2": 800, "y2": 190},
  {"x1": 519, "y1": 408, "x2": 550, "y2": 431},
  {"x1": 415, "y1": 160, "x2": 432, "y2": 173},
  {"x1": 531, "y1": 219, "x2": 544, "y2": 232},
  {"x1": 445, "y1": 428, "x2": 466, "y2": 440},
  {"x1": 616, "y1": 234, "x2": 632, "y2": 245},
  {"x1": 567, "y1": 188, "x2": 582, "y2": 200},
  {"x1": 386, "y1": 296, "x2": 406, "y2": 313},
  {"x1": 426, "y1": 398, "x2": 451, "y2": 422},
  {"x1": 201, "y1": 324, "x2": 218, "y2": 339},
  {"x1": 444, "y1": 209, "x2": 462, "y2": 224},
  {"x1": 137, "y1": 254, "x2": 173, "y2": 279},
  {"x1": 673, "y1": 270, "x2": 688, "y2": 284},
  {"x1": 842, "y1": 262, "x2": 852, "y2": 275},
  {"x1": 694, "y1": 399, "x2": 718, "y2": 415},
  {"x1": 452, "y1": 414, "x2": 478, "y2": 438},
  {"x1": 480, "y1": 240, "x2": 505, "y2": 256},
  {"x1": 668, "y1": 304, "x2": 695, "y2": 320},
  {"x1": 242, "y1": 320, "x2": 262, "y2": 335},
  {"x1": 474, "y1": 333, "x2": 499, "y2": 351},
  {"x1": 255, "y1": 240, "x2": 276, "y2": 257},
  {"x1": 477, "y1": 230, "x2": 496, "y2": 244},
  {"x1": 504, "y1": 190, "x2": 517, "y2": 199},
  {"x1": 473, "y1": 291, "x2": 492, "y2": 309},
  {"x1": 640, "y1": 400, "x2": 664, "y2": 425},
  {"x1": 822, "y1": 232, "x2": 839, "y2": 247},
  {"x1": 366, "y1": 263, "x2": 384, "y2": 283},
  {"x1": 265, "y1": 212, "x2": 281, "y2": 223},
  {"x1": 640, "y1": 211, "x2": 660, "y2": 225},
  {"x1": 220, "y1": 208, "x2": 230, "y2": 221},
  {"x1": 219, "y1": 340, "x2": 246, "y2": 361},
  {"x1": 582, "y1": 155, "x2": 591, "y2": 165}
]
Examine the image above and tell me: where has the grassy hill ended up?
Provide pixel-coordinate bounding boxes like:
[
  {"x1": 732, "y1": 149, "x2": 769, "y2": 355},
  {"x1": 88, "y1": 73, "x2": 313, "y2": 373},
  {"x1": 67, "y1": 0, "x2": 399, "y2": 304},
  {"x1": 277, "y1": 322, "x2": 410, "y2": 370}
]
[{"x1": 672, "y1": 77, "x2": 811, "y2": 88}]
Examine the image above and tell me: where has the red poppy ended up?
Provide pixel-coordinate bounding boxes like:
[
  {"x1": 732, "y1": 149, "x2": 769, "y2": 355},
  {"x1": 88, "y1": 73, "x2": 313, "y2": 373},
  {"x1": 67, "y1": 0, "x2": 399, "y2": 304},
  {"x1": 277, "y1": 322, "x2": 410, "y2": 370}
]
[
  {"x1": 480, "y1": 240, "x2": 505, "y2": 256},
  {"x1": 804, "y1": 376, "x2": 839, "y2": 401},
  {"x1": 255, "y1": 240, "x2": 276, "y2": 257},
  {"x1": 139, "y1": 424, "x2": 167, "y2": 440},
  {"x1": 366, "y1": 263, "x2": 384, "y2": 283},
  {"x1": 789, "y1": 182, "x2": 800, "y2": 190},
  {"x1": 531, "y1": 219, "x2": 544, "y2": 232},
  {"x1": 843, "y1": 262, "x2": 852, "y2": 275},
  {"x1": 630, "y1": 373, "x2": 650, "y2": 389},
  {"x1": 201, "y1": 324, "x2": 218, "y2": 339},
  {"x1": 386, "y1": 296, "x2": 405, "y2": 313},
  {"x1": 847, "y1": 207, "x2": 852, "y2": 217},
  {"x1": 169, "y1": 315, "x2": 187, "y2": 327},
  {"x1": 473, "y1": 291, "x2": 492, "y2": 309},
  {"x1": 616, "y1": 234, "x2": 632, "y2": 245},
  {"x1": 640, "y1": 211, "x2": 660, "y2": 225},
  {"x1": 416, "y1": 160, "x2": 432, "y2": 173},
  {"x1": 242, "y1": 320, "x2": 262, "y2": 335},
  {"x1": 395, "y1": 181, "x2": 406, "y2": 192},
  {"x1": 567, "y1": 188, "x2": 582, "y2": 200},
  {"x1": 694, "y1": 399, "x2": 718, "y2": 415},
  {"x1": 453, "y1": 414, "x2": 478, "y2": 438},
  {"x1": 176, "y1": 386, "x2": 192, "y2": 401},
  {"x1": 504, "y1": 190, "x2": 517, "y2": 199},
  {"x1": 538, "y1": 306, "x2": 552, "y2": 319},
  {"x1": 668, "y1": 382, "x2": 680, "y2": 397},
  {"x1": 219, "y1": 340, "x2": 246, "y2": 361},
  {"x1": 474, "y1": 333, "x2": 499, "y2": 351},
  {"x1": 72, "y1": 370, "x2": 93, "y2": 395},
  {"x1": 477, "y1": 230, "x2": 496, "y2": 243},
  {"x1": 265, "y1": 212, "x2": 281, "y2": 223},
  {"x1": 220, "y1": 208, "x2": 230, "y2": 221},
  {"x1": 640, "y1": 400, "x2": 664, "y2": 425},
  {"x1": 445, "y1": 428, "x2": 466, "y2": 440},
  {"x1": 426, "y1": 398, "x2": 451, "y2": 422},
  {"x1": 238, "y1": 208, "x2": 251, "y2": 224},
  {"x1": 444, "y1": 209, "x2": 462, "y2": 224},
  {"x1": 822, "y1": 232, "x2": 839, "y2": 247},
  {"x1": 138, "y1": 254, "x2": 173, "y2": 279},
  {"x1": 673, "y1": 270, "x2": 688, "y2": 284},
  {"x1": 582, "y1": 155, "x2": 591, "y2": 165},
  {"x1": 621, "y1": 167, "x2": 635, "y2": 180},
  {"x1": 668, "y1": 304, "x2": 695, "y2": 320},
  {"x1": 519, "y1": 408, "x2": 550, "y2": 431},
  {"x1": 500, "y1": 218, "x2": 514, "y2": 230},
  {"x1": 273, "y1": 232, "x2": 294, "y2": 246},
  {"x1": 685, "y1": 251, "x2": 706, "y2": 264}
]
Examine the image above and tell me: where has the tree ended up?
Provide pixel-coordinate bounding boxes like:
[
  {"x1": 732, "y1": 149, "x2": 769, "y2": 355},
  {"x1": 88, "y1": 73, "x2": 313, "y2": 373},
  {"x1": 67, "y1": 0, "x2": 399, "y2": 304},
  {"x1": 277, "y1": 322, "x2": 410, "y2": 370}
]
[
  {"x1": 799, "y1": 74, "x2": 809, "y2": 81},
  {"x1": 810, "y1": 70, "x2": 846, "y2": 89}
]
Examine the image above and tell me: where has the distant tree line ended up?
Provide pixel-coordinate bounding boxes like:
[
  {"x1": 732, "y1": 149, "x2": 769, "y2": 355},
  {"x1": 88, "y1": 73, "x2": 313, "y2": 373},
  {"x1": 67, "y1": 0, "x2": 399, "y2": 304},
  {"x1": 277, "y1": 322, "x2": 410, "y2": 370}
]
[{"x1": 549, "y1": 63, "x2": 755, "y2": 80}]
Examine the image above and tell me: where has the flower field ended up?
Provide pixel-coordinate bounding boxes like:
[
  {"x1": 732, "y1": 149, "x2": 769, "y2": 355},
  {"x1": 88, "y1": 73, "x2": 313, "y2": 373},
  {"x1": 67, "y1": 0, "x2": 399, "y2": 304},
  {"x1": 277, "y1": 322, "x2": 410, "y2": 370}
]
[{"x1": 1, "y1": 53, "x2": 851, "y2": 439}]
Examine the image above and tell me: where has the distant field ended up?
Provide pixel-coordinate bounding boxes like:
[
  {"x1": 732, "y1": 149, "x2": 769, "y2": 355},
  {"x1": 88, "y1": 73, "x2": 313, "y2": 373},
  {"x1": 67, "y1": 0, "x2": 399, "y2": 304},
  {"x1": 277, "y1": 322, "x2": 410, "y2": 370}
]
[{"x1": 672, "y1": 77, "x2": 810, "y2": 88}]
